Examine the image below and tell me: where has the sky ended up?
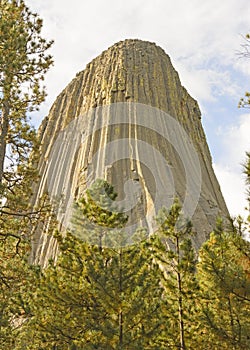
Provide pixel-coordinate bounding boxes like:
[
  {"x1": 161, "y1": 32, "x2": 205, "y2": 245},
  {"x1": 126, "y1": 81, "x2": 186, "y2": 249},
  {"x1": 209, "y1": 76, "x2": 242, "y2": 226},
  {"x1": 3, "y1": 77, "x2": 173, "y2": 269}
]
[{"x1": 26, "y1": 0, "x2": 250, "y2": 218}]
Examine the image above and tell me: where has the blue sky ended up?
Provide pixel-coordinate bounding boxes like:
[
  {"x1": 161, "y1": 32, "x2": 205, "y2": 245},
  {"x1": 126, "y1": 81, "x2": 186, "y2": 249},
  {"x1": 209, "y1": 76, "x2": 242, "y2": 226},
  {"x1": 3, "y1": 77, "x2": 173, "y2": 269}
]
[{"x1": 26, "y1": 0, "x2": 250, "y2": 217}]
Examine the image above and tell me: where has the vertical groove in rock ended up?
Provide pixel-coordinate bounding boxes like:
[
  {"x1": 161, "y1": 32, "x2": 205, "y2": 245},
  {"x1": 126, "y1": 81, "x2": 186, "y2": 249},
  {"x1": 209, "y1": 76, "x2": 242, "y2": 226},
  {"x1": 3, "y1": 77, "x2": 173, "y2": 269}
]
[{"x1": 31, "y1": 39, "x2": 229, "y2": 266}]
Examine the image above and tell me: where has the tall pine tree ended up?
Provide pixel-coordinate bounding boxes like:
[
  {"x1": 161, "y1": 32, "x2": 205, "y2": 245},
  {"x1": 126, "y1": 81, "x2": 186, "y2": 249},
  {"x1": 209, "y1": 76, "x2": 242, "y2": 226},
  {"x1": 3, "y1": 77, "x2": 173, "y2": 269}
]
[
  {"x1": 197, "y1": 219, "x2": 250, "y2": 349},
  {"x1": 0, "y1": 1, "x2": 53, "y2": 346},
  {"x1": 151, "y1": 199, "x2": 201, "y2": 350}
]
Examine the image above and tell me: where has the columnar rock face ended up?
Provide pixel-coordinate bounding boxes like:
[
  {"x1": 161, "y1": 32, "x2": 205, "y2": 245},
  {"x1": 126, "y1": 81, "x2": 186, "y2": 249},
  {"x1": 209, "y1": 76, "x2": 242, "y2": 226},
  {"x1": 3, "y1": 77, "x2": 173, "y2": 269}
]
[{"x1": 31, "y1": 39, "x2": 229, "y2": 266}]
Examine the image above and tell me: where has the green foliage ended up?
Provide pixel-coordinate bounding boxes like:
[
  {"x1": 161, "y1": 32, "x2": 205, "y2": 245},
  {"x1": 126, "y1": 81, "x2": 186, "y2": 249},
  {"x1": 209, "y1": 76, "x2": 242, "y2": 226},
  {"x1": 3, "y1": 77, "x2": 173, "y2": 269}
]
[
  {"x1": 244, "y1": 152, "x2": 250, "y2": 182},
  {"x1": 12, "y1": 180, "x2": 165, "y2": 350},
  {"x1": 16, "y1": 195, "x2": 165, "y2": 349},
  {"x1": 151, "y1": 199, "x2": 200, "y2": 350},
  {"x1": 1, "y1": 183, "x2": 250, "y2": 349},
  {"x1": 0, "y1": 234, "x2": 38, "y2": 350},
  {"x1": 0, "y1": 1, "x2": 53, "y2": 346},
  {"x1": 0, "y1": 0, "x2": 53, "y2": 105},
  {"x1": 197, "y1": 220, "x2": 250, "y2": 349},
  {"x1": 71, "y1": 178, "x2": 128, "y2": 247}
]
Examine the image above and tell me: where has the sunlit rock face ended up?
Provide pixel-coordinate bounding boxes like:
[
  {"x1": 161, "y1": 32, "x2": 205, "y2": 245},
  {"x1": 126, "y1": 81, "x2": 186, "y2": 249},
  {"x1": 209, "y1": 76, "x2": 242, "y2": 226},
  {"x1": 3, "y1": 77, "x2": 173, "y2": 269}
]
[{"x1": 31, "y1": 39, "x2": 229, "y2": 266}]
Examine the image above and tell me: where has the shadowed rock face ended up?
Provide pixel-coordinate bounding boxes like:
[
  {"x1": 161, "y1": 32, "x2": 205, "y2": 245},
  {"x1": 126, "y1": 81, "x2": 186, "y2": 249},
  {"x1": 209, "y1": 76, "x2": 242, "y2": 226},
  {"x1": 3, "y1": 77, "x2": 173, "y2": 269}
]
[{"x1": 31, "y1": 39, "x2": 229, "y2": 266}]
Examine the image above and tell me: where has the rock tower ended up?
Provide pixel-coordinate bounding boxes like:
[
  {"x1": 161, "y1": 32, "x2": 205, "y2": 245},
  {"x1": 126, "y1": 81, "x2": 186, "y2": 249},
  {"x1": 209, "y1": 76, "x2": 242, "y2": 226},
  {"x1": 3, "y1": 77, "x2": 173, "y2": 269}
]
[{"x1": 31, "y1": 39, "x2": 229, "y2": 266}]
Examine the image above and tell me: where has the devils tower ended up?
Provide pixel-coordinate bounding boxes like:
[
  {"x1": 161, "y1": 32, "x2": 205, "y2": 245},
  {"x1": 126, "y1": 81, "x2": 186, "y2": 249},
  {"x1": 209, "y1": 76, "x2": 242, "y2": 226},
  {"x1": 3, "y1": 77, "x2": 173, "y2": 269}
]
[{"x1": 31, "y1": 39, "x2": 229, "y2": 266}]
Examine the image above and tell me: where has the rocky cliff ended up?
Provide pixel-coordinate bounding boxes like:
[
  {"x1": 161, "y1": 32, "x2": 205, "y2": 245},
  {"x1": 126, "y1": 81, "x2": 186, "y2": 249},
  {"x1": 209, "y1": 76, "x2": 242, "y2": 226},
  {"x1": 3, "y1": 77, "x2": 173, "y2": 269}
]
[{"x1": 31, "y1": 39, "x2": 229, "y2": 266}]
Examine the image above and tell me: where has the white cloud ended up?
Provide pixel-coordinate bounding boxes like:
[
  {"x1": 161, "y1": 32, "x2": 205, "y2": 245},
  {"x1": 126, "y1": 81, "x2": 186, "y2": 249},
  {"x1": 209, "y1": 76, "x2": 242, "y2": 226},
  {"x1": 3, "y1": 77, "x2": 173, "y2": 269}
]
[
  {"x1": 216, "y1": 113, "x2": 250, "y2": 170},
  {"x1": 174, "y1": 64, "x2": 241, "y2": 103},
  {"x1": 25, "y1": 0, "x2": 250, "y2": 113},
  {"x1": 214, "y1": 163, "x2": 248, "y2": 217},
  {"x1": 214, "y1": 113, "x2": 250, "y2": 216}
]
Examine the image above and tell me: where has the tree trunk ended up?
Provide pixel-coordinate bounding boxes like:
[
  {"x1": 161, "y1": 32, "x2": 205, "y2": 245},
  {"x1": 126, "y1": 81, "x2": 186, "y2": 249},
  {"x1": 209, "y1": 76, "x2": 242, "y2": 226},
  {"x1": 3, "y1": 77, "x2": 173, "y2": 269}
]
[
  {"x1": 176, "y1": 236, "x2": 186, "y2": 350},
  {"x1": 177, "y1": 273, "x2": 186, "y2": 350},
  {"x1": 118, "y1": 248, "x2": 123, "y2": 349},
  {"x1": 0, "y1": 101, "x2": 9, "y2": 185}
]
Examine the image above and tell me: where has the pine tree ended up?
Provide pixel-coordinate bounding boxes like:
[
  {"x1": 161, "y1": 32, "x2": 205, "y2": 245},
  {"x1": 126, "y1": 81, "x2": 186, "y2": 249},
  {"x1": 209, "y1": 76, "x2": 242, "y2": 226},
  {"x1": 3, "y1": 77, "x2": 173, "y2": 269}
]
[
  {"x1": 151, "y1": 199, "x2": 200, "y2": 350},
  {"x1": 195, "y1": 152, "x2": 250, "y2": 349},
  {"x1": 197, "y1": 219, "x2": 250, "y2": 349},
  {"x1": 0, "y1": 1, "x2": 53, "y2": 346}
]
